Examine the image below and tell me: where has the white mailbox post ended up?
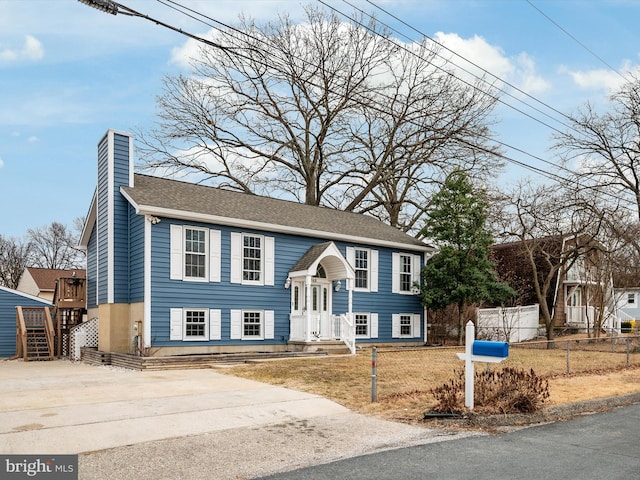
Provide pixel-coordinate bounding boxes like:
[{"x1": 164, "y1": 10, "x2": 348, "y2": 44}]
[{"x1": 456, "y1": 321, "x2": 509, "y2": 410}]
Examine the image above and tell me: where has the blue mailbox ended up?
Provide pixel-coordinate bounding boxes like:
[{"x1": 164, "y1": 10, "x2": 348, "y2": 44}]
[{"x1": 472, "y1": 340, "x2": 509, "y2": 358}]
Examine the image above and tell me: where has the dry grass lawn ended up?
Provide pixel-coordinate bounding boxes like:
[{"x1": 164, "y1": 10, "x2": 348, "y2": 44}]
[{"x1": 226, "y1": 340, "x2": 640, "y2": 424}]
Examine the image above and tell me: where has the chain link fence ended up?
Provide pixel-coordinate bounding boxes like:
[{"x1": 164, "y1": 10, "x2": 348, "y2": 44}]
[{"x1": 373, "y1": 335, "x2": 640, "y2": 403}]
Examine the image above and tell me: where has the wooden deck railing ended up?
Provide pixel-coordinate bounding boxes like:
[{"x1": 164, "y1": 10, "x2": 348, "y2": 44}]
[{"x1": 53, "y1": 277, "x2": 86, "y2": 309}]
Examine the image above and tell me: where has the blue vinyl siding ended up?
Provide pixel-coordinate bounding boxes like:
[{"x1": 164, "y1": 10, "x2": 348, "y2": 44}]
[
  {"x1": 96, "y1": 134, "x2": 109, "y2": 305},
  {"x1": 87, "y1": 226, "x2": 98, "y2": 309},
  {"x1": 335, "y1": 242, "x2": 423, "y2": 343},
  {"x1": 112, "y1": 133, "x2": 131, "y2": 303},
  {"x1": 129, "y1": 209, "x2": 145, "y2": 302},
  {"x1": 0, "y1": 289, "x2": 51, "y2": 357},
  {"x1": 148, "y1": 220, "x2": 424, "y2": 347},
  {"x1": 94, "y1": 131, "x2": 132, "y2": 305}
]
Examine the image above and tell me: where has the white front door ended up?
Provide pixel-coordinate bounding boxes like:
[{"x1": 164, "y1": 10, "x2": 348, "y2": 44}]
[
  {"x1": 309, "y1": 282, "x2": 332, "y2": 339},
  {"x1": 290, "y1": 279, "x2": 333, "y2": 341}
]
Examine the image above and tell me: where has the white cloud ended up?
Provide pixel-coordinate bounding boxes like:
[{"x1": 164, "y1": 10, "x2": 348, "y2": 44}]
[
  {"x1": 0, "y1": 156, "x2": 4, "y2": 169},
  {"x1": 0, "y1": 35, "x2": 44, "y2": 63},
  {"x1": 27, "y1": 136, "x2": 39, "y2": 144},
  {"x1": 559, "y1": 60, "x2": 639, "y2": 94},
  {"x1": 433, "y1": 32, "x2": 550, "y2": 94}
]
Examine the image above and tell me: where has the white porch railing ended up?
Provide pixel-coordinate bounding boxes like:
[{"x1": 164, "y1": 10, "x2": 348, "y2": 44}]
[
  {"x1": 618, "y1": 309, "x2": 635, "y2": 323},
  {"x1": 565, "y1": 306, "x2": 619, "y2": 330},
  {"x1": 332, "y1": 314, "x2": 356, "y2": 355},
  {"x1": 289, "y1": 313, "x2": 355, "y2": 354},
  {"x1": 566, "y1": 306, "x2": 593, "y2": 326}
]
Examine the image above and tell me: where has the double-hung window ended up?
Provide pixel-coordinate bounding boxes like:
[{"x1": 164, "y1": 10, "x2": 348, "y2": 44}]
[
  {"x1": 392, "y1": 313, "x2": 421, "y2": 338},
  {"x1": 243, "y1": 235, "x2": 262, "y2": 282},
  {"x1": 354, "y1": 249, "x2": 369, "y2": 289},
  {"x1": 170, "y1": 308, "x2": 221, "y2": 341},
  {"x1": 392, "y1": 252, "x2": 421, "y2": 294},
  {"x1": 243, "y1": 311, "x2": 262, "y2": 339},
  {"x1": 185, "y1": 309, "x2": 207, "y2": 339},
  {"x1": 346, "y1": 247, "x2": 378, "y2": 292},
  {"x1": 628, "y1": 293, "x2": 636, "y2": 305},
  {"x1": 355, "y1": 313, "x2": 369, "y2": 337},
  {"x1": 170, "y1": 225, "x2": 221, "y2": 282},
  {"x1": 230, "y1": 309, "x2": 275, "y2": 340},
  {"x1": 399, "y1": 254, "x2": 412, "y2": 293},
  {"x1": 354, "y1": 312, "x2": 378, "y2": 339},
  {"x1": 230, "y1": 232, "x2": 275, "y2": 286},
  {"x1": 184, "y1": 228, "x2": 206, "y2": 279},
  {"x1": 399, "y1": 314, "x2": 412, "y2": 337}
]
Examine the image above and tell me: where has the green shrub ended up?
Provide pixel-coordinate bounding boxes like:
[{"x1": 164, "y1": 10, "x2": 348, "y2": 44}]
[{"x1": 430, "y1": 367, "x2": 550, "y2": 414}]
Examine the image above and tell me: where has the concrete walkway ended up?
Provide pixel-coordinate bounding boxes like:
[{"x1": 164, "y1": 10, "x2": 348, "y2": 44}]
[{"x1": 0, "y1": 359, "x2": 349, "y2": 454}]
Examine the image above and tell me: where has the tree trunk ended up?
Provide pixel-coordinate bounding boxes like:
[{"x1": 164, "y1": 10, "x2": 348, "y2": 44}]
[{"x1": 457, "y1": 301, "x2": 465, "y2": 346}]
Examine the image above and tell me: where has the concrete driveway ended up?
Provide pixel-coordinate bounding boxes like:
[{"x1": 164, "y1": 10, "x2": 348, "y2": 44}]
[{"x1": 0, "y1": 359, "x2": 349, "y2": 454}]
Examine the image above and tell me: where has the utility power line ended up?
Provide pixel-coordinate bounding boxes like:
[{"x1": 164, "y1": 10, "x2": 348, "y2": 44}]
[
  {"x1": 77, "y1": 0, "x2": 640, "y2": 214},
  {"x1": 526, "y1": 0, "x2": 631, "y2": 83}
]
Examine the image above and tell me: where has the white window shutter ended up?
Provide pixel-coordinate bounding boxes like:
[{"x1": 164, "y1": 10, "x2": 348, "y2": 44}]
[
  {"x1": 411, "y1": 254, "x2": 421, "y2": 294},
  {"x1": 392, "y1": 253, "x2": 400, "y2": 293},
  {"x1": 370, "y1": 313, "x2": 378, "y2": 339},
  {"x1": 346, "y1": 247, "x2": 355, "y2": 268},
  {"x1": 392, "y1": 314, "x2": 400, "y2": 338},
  {"x1": 170, "y1": 308, "x2": 183, "y2": 340},
  {"x1": 370, "y1": 249, "x2": 378, "y2": 292},
  {"x1": 209, "y1": 309, "x2": 221, "y2": 340},
  {"x1": 170, "y1": 225, "x2": 183, "y2": 280},
  {"x1": 265, "y1": 310, "x2": 275, "y2": 339},
  {"x1": 230, "y1": 232, "x2": 242, "y2": 284},
  {"x1": 412, "y1": 314, "x2": 421, "y2": 338},
  {"x1": 209, "y1": 229, "x2": 221, "y2": 283},
  {"x1": 264, "y1": 236, "x2": 275, "y2": 286},
  {"x1": 230, "y1": 309, "x2": 242, "y2": 339}
]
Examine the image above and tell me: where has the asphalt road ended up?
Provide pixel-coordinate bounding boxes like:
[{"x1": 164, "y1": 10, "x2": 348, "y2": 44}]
[{"x1": 257, "y1": 403, "x2": 640, "y2": 480}]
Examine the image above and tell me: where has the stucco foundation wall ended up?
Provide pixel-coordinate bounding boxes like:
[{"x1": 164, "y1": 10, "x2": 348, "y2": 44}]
[
  {"x1": 96, "y1": 303, "x2": 144, "y2": 354},
  {"x1": 98, "y1": 304, "x2": 130, "y2": 353}
]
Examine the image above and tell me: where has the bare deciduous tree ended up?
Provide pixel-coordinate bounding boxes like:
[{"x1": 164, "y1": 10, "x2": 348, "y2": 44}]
[
  {"x1": 27, "y1": 222, "x2": 83, "y2": 270},
  {"x1": 495, "y1": 182, "x2": 604, "y2": 341},
  {"x1": 0, "y1": 235, "x2": 32, "y2": 289},
  {"x1": 554, "y1": 75, "x2": 640, "y2": 219},
  {"x1": 137, "y1": 5, "x2": 503, "y2": 233}
]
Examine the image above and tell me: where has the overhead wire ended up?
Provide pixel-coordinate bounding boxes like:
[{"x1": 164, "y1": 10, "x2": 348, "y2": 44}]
[
  {"x1": 525, "y1": 0, "x2": 631, "y2": 84},
  {"x1": 353, "y1": 0, "x2": 578, "y2": 134},
  {"x1": 143, "y1": 0, "x2": 638, "y2": 213},
  {"x1": 327, "y1": 0, "x2": 639, "y2": 210}
]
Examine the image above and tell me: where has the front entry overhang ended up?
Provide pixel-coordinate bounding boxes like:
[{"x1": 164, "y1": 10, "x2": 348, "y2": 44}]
[
  {"x1": 288, "y1": 241, "x2": 355, "y2": 282},
  {"x1": 287, "y1": 241, "x2": 355, "y2": 344}
]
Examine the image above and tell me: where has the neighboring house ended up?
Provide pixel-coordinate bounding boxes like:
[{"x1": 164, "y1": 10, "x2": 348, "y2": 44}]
[
  {"x1": 17, "y1": 267, "x2": 86, "y2": 302},
  {"x1": 79, "y1": 129, "x2": 433, "y2": 356},
  {"x1": 614, "y1": 287, "x2": 640, "y2": 322},
  {"x1": 0, "y1": 286, "x2": 52, "y2": 357},
  {"x1": 491, "y1": 235, "x2": 619, "y2": 332}
]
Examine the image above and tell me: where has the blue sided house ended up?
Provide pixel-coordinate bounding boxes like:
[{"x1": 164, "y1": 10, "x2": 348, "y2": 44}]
[
  {"x1": 0, "y1": 287, "x2": 52, "y2": 358},
  {"x1": 79, "y1": 130, "x2": 433, "y2": 356}
]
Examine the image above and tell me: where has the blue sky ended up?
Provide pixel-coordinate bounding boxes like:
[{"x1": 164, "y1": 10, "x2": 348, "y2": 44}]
[{"x1": 0, "y1": 0, "x2": 638, "y2": 238}]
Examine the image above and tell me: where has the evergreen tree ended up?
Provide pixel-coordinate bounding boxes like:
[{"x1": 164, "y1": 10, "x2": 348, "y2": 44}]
[{"x1": 420, "y1": 170, "x2": 514, "y2": 344}]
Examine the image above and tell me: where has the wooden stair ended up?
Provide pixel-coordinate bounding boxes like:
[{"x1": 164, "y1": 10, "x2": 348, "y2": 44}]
[
  {"x1": 26, "y1": 329, "x2": 52, "y2": 360},
  {"x1": 16, "y1": 306, "x2": 55, "y2": 361}
]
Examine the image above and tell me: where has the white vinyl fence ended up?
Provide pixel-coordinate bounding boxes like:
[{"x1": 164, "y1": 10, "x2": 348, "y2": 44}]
[{"x1": 476, "y1": 304, "x2": 540, "y2": 343}]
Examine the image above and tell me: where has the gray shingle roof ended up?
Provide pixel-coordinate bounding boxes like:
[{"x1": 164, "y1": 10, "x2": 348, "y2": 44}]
[
  {"x1": 291, "y1": 242, "x2": 334, "y2": 272},
  {"x1": 121, "y1": 174, "x2": 429, "y2": 250}
]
